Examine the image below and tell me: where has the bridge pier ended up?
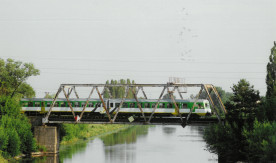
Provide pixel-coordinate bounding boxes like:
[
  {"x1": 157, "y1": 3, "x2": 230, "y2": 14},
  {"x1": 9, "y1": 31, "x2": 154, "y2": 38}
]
[{"x1": 34, "y1": 126, "x2": 60, "y2": 154}]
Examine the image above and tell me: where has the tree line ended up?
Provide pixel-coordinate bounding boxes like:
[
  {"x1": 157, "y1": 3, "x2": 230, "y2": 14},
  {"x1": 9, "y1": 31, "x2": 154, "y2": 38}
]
[{"x1": 204, "y1": 42, "x2": 276, "y2": 162}]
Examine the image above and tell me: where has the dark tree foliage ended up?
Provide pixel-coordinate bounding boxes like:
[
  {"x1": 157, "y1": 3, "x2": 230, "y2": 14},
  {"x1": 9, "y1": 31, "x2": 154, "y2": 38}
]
[
  {"x1": 266, "y1": 42, "x2": 276, "y2": 98},
  {"x1": 230, "y1": 79, "x2": 260, "y2": 108},
  {"x1": 204, "y1": 43, "x2": 276, "y2": 162},
  {"x1": 257, "y1": 97, "x2": 276, "y2": 122},
  {"x1": 243, "y1": 120, "x2": 276, "y2": 162},
  {"x1": 204, "y1": 79, "x2": 260, "y2": 162},
  {"x1": 225, "y1": 79, "x2": 260, "y2": 127}
]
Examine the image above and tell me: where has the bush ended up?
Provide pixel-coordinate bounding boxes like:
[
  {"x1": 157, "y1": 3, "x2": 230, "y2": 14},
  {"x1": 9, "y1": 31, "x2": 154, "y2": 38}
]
[
  {"x1": 204, "y1": 121, "x2": 247, "y2": 162},
  {"x1": 0, "y1": 96, "x2": 37, "y2": 158},
  {"x1": 0, "y1": 126, "x2": 8, "y2": 157},
  {"x1": 60, "y1": 124, "x2": 89, "y2": 141},
  {"x1": 0, "y1": 95, "x2": 20, "y2": 116},
  {"x1": 6, "y1": 129, "x2": 21, "y2": 157},
  {"x1": 257, "y1": 97, "x2": 276, "y2": 122},
  {"x1": 0, "y1": 151, "x2": 7, "y2": 163},
  {"x1": 243, "y1": 120, "x2": 276, "y2": 162}
]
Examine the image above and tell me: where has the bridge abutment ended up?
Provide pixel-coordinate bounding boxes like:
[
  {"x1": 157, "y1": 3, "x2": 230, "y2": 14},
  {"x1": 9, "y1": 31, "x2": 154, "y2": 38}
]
[{"x1": 34, "y1": 126, "x2": 59, "y2": 154}]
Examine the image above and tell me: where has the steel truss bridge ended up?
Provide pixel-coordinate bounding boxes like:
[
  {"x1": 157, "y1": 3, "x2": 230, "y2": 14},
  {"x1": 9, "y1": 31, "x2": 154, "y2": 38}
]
[{"x1": 42, "y1": 83, "x2": 227, "y2": 127}]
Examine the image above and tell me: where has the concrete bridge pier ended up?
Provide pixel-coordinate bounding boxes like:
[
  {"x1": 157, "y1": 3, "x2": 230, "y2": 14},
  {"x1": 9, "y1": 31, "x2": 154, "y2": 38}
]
[{"x1": 34, "y1": 126, "x2": 60, "y2": 154}]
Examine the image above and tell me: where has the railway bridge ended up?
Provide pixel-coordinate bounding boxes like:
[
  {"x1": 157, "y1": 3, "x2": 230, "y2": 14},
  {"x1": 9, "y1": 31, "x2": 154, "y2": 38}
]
[{"x1": 26, "y1": 82, "x2": 227, "y2": 153}]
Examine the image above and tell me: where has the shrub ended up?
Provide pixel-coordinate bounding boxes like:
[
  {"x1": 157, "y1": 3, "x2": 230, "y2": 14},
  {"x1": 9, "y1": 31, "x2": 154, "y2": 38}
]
[
  {"x1": 204, "y1": 121, "x2": 247, "y2": 162},
  {"x1": 0, "y1": 96, "x2": 37, "y2": 157},
  {"x1": 243, "y1": 120, "x2": 276, "y2": 162},
  {"x1": 6, "y1": 129, "x2": 21, "y2": 157}
]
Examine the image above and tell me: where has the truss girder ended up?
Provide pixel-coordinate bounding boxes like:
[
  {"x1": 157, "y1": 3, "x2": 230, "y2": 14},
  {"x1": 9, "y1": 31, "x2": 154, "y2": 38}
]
[{"x1": 42, "y1": 83, "x2": 226, "y2": 125}]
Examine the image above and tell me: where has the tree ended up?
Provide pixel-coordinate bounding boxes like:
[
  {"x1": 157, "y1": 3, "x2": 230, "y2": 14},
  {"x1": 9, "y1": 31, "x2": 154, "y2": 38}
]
[
  {"x1": 225, "y1": 79, "x2": 260, "y2": 126},
  {"x1": 0, "y1": 58, "x2": 40, "y2": 98},
  {"x1": 162, "y1": 93, "x2": 175, "y2": 99},
  {"x1": 266, "y1": 41, "x2": 276, "y2": 98},
  {"x1": 243, "y1": 120, "x2": 276, "y2": 162},
  {"x1": 103, "y1": 79, "x2": 136, "y2": 99},
  {"x1": 190, "y1": 86, "x2": 232, "y2": 103},
  {"x1": 0, "y1": 96, "x2": 37, "y2": 157},
  {"x1": 230, "y1": 79, "x2": 260, "y2": 108},
  {"x1": 44, "y1": 93, "x2": 55, "y2": 99},
  {"x1": 204, "y1": 79, "x2": 261, "y2": 162}
]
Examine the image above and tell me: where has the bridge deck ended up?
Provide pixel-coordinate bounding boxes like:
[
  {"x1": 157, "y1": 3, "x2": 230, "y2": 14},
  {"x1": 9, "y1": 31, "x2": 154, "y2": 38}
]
[{"x1": 47, "y1": 117, "x2": 219, "y2": 126}]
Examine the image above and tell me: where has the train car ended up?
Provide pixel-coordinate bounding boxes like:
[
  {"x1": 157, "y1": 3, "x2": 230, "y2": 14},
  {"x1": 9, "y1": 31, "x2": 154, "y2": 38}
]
[{"x1": 20, "y1": 98, "x2": 211, "y2": 116}]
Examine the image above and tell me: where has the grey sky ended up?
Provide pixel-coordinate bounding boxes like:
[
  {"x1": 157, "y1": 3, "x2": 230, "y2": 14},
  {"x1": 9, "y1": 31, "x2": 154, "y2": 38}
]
[{"x1": 0, "y1": 0, "x2": 275, "y2": 98}]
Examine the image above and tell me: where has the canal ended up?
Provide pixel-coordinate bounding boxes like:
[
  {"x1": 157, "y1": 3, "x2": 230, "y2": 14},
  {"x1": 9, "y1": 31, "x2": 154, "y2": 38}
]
[{"x1": 22, "y1": 125, "x2": 217, "y2": 163}]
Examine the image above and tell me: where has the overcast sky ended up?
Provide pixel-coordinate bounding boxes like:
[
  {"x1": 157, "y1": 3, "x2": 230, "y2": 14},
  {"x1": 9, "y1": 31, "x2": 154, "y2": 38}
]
[{"x1": 0, "y1": 0, "x2": 275, "y2": 98}]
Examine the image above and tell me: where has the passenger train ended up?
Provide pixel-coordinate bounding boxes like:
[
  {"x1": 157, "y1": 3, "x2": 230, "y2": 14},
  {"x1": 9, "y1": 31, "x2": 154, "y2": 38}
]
[{"x1": 20, "y1": 98, "x2": 212, "y2": 116}]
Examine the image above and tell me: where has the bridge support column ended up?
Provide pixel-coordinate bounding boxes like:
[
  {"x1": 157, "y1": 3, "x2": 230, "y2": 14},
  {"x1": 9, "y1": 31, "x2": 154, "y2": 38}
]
[{"x1": 34, "y1": 126, "x2": 59, "y2": 154}]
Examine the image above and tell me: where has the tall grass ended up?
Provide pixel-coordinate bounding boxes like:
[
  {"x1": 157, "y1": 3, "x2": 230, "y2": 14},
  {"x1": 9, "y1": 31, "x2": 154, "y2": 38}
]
[{"x1": 60, "y1": 124, "x2": 129, "y2": 145}]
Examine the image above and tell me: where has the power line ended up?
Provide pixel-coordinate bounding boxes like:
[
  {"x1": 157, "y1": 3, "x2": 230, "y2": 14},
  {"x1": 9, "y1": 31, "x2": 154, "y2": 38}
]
[
  {"x1": 39, "y1": 67, "x2": 265, "y2": 74},
  {"x1": 1, "y1": 56, "x2": 267, "y2": 65},
  {"x1": 39, "y1": 71, "x2": 265, "y2": 80}
]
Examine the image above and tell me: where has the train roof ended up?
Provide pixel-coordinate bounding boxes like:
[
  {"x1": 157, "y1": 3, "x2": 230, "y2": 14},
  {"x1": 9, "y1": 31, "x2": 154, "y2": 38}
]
[{"x1": 21, "y1": 98, "x2": 208, "y2": 103}]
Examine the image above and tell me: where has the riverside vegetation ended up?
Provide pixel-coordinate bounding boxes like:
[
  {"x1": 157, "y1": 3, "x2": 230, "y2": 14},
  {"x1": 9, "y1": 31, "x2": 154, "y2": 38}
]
[
  {"x1": 60, "y1": 124, "x2": 129, "y2": 145},
  {"x1": 0, "y1": 58, "x2": 39, "y2": 161},
  {"x1": 0, "y1": 58, "x2": 133, "y2": 161},
  {"x1": 204, "y1": 42, "x2": 276, "y2": 162}
]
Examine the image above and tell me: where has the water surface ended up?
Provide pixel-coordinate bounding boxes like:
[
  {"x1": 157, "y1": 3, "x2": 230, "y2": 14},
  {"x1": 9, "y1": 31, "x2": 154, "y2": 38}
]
[
  {"x1": 22, "y1": 125, "x2": 217, "y2": 163},
  {"x1": 60, "y1": 125, "x2": 217, "y2": 163}
]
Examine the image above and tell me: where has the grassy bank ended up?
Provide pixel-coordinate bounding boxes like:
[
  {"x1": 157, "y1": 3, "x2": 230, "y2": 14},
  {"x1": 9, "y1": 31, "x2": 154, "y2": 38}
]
[
  {"x1": 60, "y1": 124, "x2": 130, "y2": 145},
  {"x1": 0, "y1": 153, "x2": 8, "y2": 163}
]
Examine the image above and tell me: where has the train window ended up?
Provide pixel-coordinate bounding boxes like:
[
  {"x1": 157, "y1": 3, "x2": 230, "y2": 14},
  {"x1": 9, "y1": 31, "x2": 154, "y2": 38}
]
[
  {"x1": 95, "y1": 103, "x2": 101, "y2": 107},
  {"x1": 54, "y1": 102, "x2": 59, "y2": 107},
  {"x1": 35, "y1": 102, "x2": 40, "y2": 107},
  {"x1": 144, "y1": 103, "x2": 150, "y2": 108},
  {"x1": 110, "y1": 103, "x2": 114, "y2": 107},
  {"x1": 182, "y1": 103, "x2": 188, "y2": 108},
  {"x1": 41, "y1": 102, "x2": 45, "y2": 107},
  {"x1": 198, "y1": 103, "x2": 203, "y2": 109},
  {"x1": 74, "y1": 102, "x2": 79, "y2": 107},
  {"x1": 60, "y1": 102, "x2": 66, "y2": 107},
  {"x1": 205, "y1": 103, "x2": 209, "y2": 108},
  {"x1": 129, "y1": 103, "x2": 135, "y2": 108},
  {"x1": 28, "y1": 102, "x2": 33, "y2": 107},
  {"x1": 115, "y1": 103, "x2": 120, "y2": 107},
  {"x1": 46, "y1": 102, "x2": 51, "y2": 107},
  {"x1": 88, "y1": 102, "x2": 93, "y2": 107},
  {"x1": 122, "y1": 103, "x2": 128, "y2": 108},
  {"x1": 152, "y1": 103, "x2": 156, "y2": 108},
  {"x1": 21, "y1": 102, "x2": 27, "y2": 107},
  {"x1": 167, "y1": 103, "x2": 173, "y2": 108},
  {"x1": 176, "y1": 103, "x2": 180, "y2": 108},
  {"x1": 81, "y1": 102, "x2": 86, "y2": 107},
  {"x1": 159, "y1": 103, "x2": 164, "y2": 108}
]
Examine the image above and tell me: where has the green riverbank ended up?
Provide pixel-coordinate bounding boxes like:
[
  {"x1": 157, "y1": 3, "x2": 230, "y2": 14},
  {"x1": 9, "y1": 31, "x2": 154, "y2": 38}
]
[
  {"x1": 0, "y1": 153, "x2": 8, "y2": 163},
  {"x1": 60, "y1": 124, "x2": 130, "y2": 145}
]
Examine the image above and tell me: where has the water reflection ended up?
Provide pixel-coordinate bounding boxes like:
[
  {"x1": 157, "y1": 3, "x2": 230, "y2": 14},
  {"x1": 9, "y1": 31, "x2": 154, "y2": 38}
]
[
  {"x1": 18, "y1": 154, "x2": 58, "y2": 163},
  {"x1": 23, "y1": 125, "x2": 217, "y2": 163},
  {"x1": 162, "y1": 126, "x2": 177, "y2": 135},
  {"x1": 59, "y1": 140, "x2": 88, "y2": 162},
  {"x1": 101, "y1": 126, "x2": 150, "y2": 163},
  {"x1": 101, "y1": 125, "x2": 150, "y2": 146}
]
